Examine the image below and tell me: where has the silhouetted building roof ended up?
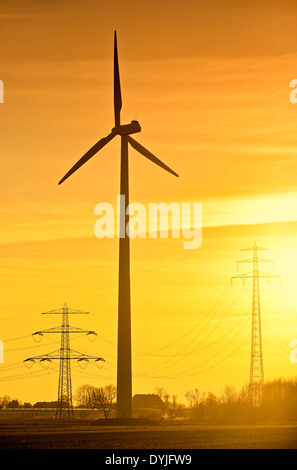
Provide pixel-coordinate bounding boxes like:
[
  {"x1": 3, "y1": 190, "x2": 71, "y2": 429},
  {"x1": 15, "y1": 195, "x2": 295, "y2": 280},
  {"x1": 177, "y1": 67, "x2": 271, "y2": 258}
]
[
  {"x1": 133, "y1": 394, "x2": 166, "y2": 410},
  {"x1": 33, "y1": 401, "x2": 58, "y2": 408}
]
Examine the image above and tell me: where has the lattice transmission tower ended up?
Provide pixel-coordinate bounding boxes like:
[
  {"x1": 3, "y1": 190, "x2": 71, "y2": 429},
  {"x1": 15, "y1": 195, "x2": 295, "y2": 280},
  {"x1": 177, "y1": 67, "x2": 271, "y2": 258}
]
[
  {"x1": 24, "y1": 303, "x2": 105, "y2": 419},
  {"x1": 232, "y1": 242, "x2": 280, "y2": 405}
]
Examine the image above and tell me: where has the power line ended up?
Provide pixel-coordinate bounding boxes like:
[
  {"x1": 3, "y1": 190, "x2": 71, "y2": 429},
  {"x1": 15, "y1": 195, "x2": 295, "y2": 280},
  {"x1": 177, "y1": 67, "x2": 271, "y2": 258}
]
[
  {"x1": 139, "y1": 315, "x2": 249, "y2": 378},
  {"x1": 134, "y1": 286, "x2": 231, "y2": 358},
  {"x1": 137, "y1": 334, "x2": 250, "y2": 380},
  {"x1": 140, "y1": 288, "x2": 233, "y2": 373}
]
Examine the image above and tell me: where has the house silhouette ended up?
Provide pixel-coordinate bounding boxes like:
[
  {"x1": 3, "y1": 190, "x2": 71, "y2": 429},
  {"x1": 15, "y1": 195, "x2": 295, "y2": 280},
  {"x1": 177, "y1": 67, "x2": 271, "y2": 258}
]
[{"x1": 132, "y1": 394, "x2": 166, "y2": 419}]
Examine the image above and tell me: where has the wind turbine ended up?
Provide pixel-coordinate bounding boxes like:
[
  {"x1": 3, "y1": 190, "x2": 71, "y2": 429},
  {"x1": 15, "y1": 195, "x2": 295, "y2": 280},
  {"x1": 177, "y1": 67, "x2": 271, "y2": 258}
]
[{"x1": 59, "y1": 31, "x2": 179, "y2": 419}]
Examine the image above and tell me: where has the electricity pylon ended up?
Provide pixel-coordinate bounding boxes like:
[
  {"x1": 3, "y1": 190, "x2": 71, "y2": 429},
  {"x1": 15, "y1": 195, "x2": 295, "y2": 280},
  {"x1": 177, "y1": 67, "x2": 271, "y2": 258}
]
[
  {"x1": 232, "y1": 242, "x2": 280, "y2": 406},
  {"x1": 24, "y1": 303, "x2": 105, "y2": 419}
]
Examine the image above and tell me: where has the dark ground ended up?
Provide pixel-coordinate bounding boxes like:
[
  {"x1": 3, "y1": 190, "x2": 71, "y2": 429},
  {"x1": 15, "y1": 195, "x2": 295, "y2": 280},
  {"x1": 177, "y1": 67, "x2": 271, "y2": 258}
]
[{"x1": 0, "y1": 421, "x2": 296, "y2": 449}]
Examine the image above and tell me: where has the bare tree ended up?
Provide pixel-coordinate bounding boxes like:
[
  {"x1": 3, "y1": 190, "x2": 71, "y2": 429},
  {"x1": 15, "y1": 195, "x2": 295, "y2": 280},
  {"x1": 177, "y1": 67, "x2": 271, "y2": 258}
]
[
  {"x1": 6, "y1": 399, "x2": 21, "y2": 408},
  {"x1": 171, "y1": 394, "x2": 177, "y2": 409},
  {"x1": 93, "y1": 384, "x2": 117, "y2": 418},
  {"x1": 220, "y1": 385, "x2": 237, "y2": 406},
  {"x1": 155, "y1": 387, "x2": 173, "y2": 416},
  {"x1": 185, "y1": 388, "x2": 200, "y2": 408},
  {"x1": 155, "y1": 387, "x2": 168, "y2": 402},
  {"x1": 75, "y1": 384, "x2": 96, "y2": 408},
  {"x1": 185, "y1": 389, "x2": 200, "y2": 420},
  {"x1": 168, "y1": 394, "x2": 177, "y2": 418},
  {"x1": 0, "y1": 396, "x2": 11, "y2": 409}
]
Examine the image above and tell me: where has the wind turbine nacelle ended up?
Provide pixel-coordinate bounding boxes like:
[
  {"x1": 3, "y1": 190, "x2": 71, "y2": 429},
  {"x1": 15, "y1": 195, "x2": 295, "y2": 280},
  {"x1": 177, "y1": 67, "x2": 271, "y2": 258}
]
[{"x1": 112, "y1": 120, "x2": 141, "y2": 136}]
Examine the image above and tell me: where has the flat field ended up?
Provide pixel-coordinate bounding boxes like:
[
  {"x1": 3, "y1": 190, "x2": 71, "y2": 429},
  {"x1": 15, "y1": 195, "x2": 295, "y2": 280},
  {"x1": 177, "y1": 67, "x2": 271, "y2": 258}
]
[{"x1": 0, "y1": 421, "x2": 296, "y2": 449}]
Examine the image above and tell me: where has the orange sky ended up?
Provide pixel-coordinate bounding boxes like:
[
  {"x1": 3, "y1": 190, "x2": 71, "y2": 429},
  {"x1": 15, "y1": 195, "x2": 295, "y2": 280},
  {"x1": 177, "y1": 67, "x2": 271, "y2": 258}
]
[{"x1": 0, "y1": 0, "x2": 297, "y2": 404}]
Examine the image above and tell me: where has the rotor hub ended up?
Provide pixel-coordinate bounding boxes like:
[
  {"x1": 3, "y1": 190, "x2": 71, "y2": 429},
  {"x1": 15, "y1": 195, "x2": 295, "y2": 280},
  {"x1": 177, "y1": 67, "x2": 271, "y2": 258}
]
[{"x1": 112, "y1": 120, "x2": 141, "y2": 136}]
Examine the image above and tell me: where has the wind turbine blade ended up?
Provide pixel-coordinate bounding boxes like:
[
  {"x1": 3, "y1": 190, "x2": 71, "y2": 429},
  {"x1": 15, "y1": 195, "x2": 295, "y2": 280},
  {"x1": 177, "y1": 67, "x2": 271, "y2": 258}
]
[
  {"x1": 59, "y1": 132, "x2": 116, "y2": 185},
  {"x1": 114, "y1": 31, "x2": 122, "y2": 127},
  {"x1": 128, "y1": 136, "x2": 179, "y2": 177}
]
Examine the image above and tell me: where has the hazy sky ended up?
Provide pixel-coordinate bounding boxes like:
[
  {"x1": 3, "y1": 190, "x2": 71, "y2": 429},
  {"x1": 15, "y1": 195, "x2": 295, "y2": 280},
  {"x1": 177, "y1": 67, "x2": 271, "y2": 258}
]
[{"x1": 0, "y1": 0, "x2": 297, "y2": 404}]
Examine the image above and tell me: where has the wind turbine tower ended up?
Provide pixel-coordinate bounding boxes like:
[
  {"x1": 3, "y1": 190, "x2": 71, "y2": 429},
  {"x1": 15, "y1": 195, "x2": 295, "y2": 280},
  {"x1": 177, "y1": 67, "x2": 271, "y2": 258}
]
[{"x1": 58, "y1": 32, "x2": 179, "y2": 418}]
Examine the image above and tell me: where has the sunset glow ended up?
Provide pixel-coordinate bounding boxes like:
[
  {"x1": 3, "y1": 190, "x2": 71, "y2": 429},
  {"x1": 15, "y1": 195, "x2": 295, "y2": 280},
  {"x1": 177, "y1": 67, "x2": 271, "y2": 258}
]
[{"x1": 1, "y1": 0, "x2": 297, "y2": 411}]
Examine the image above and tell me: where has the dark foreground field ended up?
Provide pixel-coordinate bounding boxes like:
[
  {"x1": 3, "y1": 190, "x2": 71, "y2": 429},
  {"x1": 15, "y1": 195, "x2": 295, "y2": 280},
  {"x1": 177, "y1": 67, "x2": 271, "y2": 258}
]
[{"x1": 0, "y1": 421, "x2": 296, "y2": 449}]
